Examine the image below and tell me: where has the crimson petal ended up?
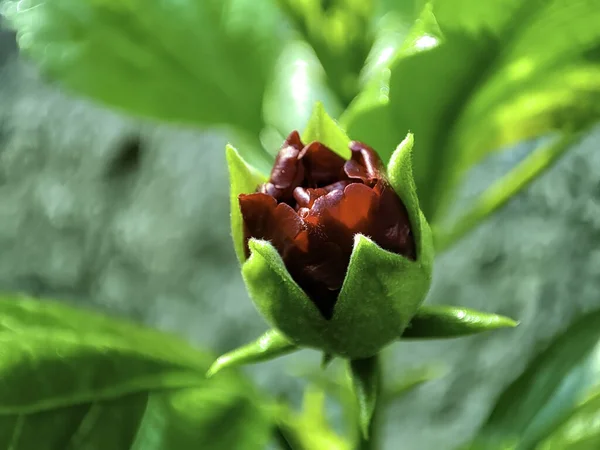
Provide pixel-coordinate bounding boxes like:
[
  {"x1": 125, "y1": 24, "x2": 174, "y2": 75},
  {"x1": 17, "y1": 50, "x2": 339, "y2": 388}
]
[
  {"x1": 299, "y1": 142, "x2": 348, "y2": 188},
  {"x1": 239, "y1": 193, "x2": 305, "y2": 259}
]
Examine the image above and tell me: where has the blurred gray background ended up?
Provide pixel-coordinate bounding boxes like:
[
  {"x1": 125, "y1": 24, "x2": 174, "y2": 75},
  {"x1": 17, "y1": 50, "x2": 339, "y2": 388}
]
[{"x1": 1, "y1": 23, "x2": 600, "y2": 450}]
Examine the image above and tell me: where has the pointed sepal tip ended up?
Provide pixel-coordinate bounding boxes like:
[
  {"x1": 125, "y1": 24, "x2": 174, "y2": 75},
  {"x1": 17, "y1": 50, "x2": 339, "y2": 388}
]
[
  {"x1": 206, "y1": 329, "x2": 298, "y2": 378},
  {"x1": 401, "y1": 305, "x2": 519, "y2": 340}
]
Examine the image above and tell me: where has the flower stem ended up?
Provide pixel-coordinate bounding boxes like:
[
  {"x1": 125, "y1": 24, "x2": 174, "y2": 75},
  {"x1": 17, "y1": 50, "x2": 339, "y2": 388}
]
[{"x1": 355, "y1": 356, "x2": 382, "y2": 450}]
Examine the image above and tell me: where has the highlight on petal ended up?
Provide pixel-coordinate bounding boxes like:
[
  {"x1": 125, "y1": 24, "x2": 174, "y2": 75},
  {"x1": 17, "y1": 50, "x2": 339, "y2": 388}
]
[
  {"x1": 239, "y1": 193, "x2": 304, "y2": 259},
  {"x1": 207, "y1": 329, "x2": 298, "y2": 378},
  {"x1": 401, "y1": 305, "x2": 519, "y2": 339},
  {"x1": 346, "y1": 141, "x2": 386, "y2": 182},
  {"x1": 299, "y1": 141, "x2": 347, "y2": 187},
  {"x1": 261, "y1": 131, "x2": 305, "y2": 202}
]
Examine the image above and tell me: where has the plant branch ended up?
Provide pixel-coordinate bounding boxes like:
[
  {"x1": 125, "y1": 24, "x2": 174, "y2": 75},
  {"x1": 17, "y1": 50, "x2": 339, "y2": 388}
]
[{"x1": 355, "y1": 355, "x2": 382, "y2": 450}]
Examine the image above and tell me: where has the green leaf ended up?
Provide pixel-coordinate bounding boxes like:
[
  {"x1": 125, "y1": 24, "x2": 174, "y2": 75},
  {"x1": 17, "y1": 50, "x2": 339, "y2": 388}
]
[
  {"x1": 276, "y1": 0, "x2": 376, "y2": 104},
  {"x1": 342, "y1": 0, "x2": 600, "y2": 223},
  {"x1": 468, "y1": 309, "x2": 600, "y2": 449},
  {"x1": 1, "y1": 0, "x2": 284, "y2": 134},
  {"x1": 226, "y1": 144, "x2": 268, "y2": 264},
  {"x1": 262, "y1": 40, "x2": 343, "y2": 141},
  {"x1": 0, "y1": 294, "x2": 273, "y2": 449},
  {"x1": 401, "y1": 305, "x2": 518, "y2": 339},
  {"x1": 383, "y1": 365, "x2": 444, "y2": 405},
  {"x1": 348, "y1": 355, "x2": 380, "y2": 439},
  {"x1": 301, "y1": 102, "x2": 351, "y2": 159},
  {"x1": 433, "y1": 132, "x2": 584, "y2": 253},
  {"x1": 207, "y1": 329, "x2": 298, "y2": 377},
  {"x1": 537, "y1": 389, "x2": 600, "y2": 449}
]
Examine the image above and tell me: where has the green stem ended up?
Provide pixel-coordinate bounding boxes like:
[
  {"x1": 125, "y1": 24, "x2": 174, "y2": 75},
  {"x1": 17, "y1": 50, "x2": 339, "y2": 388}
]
[
  {"x1": 433, "y1": 132, "x2": 581, "y2": 254},
  {"x1": 355, "y1": 356, "x2": 382, "y2": 450}
]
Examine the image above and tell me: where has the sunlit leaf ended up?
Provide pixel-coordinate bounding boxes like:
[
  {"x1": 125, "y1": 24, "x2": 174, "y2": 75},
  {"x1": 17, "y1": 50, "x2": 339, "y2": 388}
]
[
  {"x1": 537, "y1": 389, "x2": 600, "y2": 449},
  {"x1": 1, "y1": 0, "x2": 284, "y2": 136},
  {"x1": 262, "y1": 40, "x2": 343, "y2": 141},
  {"x1": 276, "y1": 0, "x2": 375, "y2": 104},
  {"x1": 467, "y1": 309, "x2": 600, "y2": 449},
  {"x1": 0, "y1": 294, "x2": 273, "y2": 450},
  {"x1": 343, "y1": 0, "x2": 600, "y2": 223}
]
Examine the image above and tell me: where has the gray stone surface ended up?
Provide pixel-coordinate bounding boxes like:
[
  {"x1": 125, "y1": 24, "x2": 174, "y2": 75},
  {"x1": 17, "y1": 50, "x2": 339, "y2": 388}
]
[{"x1": 1, "y1": 47, "x2": 600, "y2": 449}]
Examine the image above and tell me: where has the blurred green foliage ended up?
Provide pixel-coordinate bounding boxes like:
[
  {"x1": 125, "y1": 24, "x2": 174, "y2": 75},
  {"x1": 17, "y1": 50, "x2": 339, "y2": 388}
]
[
  {"x1": 467, "y1": 309, "x2": 600, "y2": 450},
  {"x1": 2, "y1": 0, "x2": 600, "y2": 448},
  {"x1": 0, "y1": 295, "x2": 274, "y2": 449}
]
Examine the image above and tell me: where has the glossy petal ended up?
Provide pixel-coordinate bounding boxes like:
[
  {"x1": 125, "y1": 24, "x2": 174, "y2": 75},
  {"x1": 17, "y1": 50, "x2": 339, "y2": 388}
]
[
  {"x1": 239, "y1": 193, "x2": 304, "y2": 259},
  {"x1": 345, "y1": 141, "x2": 386, "y2": 183},
  {"x1": 299, "y1": 141, "x2": 348, "y2": 187},
  {"x1": 260, "y1": 131, "x2": 305, "y2": 203}
]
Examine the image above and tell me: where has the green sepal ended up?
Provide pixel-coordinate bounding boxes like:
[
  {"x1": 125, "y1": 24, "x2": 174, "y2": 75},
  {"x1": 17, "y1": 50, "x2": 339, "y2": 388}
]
[
  {"x1": 226, "y1": 144, "x2": 268, "y2": 264},
  {"x1": 387, "y1": 133, "x2": 435, "y2": 272},
  {"x1": 401, "y1": 305, "x2": 519, "y2": 340},
  {"x1": 301, "y1": 102, "x2": 352, "y2": 159},
  {"x1": 243, "y1": 236, "x2": 432, "y2": 359},
  {"x1": 333, "y1": 235, "x2": 431, "y2": 358},
  {"x1": 242, "y1": 239, "x2": 328, "y2": 349},
  {"x1": 206, "y1": 329, "x2": 297, "y2": 378},
  {"x1": 348, "y1": 355, "x2": 380, "y2": 439}
]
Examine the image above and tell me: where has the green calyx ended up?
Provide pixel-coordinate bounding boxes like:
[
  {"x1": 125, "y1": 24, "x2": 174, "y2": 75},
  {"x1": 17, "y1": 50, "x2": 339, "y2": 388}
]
[{"x1": 224, "y1": 103, "x2": 516, "y2": 362}]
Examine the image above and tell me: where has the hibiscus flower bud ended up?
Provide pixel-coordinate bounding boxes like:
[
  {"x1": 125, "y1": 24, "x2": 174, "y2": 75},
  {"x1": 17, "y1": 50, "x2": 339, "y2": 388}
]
[
  {"x1": 225, "y1": 114, "x2": 434, "y2": 359},
  {"x1": 217, "y1": 104, "x2": 516, "y2": 364},
  {"x1": 212, "y1": 106, "x2": 517, "y2": 436},
  {"x1": 238, "y1": 131, "x2": 416, "y2": 320}
]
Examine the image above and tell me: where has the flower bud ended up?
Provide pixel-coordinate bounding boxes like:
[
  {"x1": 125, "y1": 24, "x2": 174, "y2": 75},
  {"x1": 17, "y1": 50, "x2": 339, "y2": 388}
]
[
  {"x1": 228, "y1": 116, "x2": 433, "y2": 358},
  {"x1": 238, "y1": 131, "x2": 416, "y2": 319},
  {"x1": 216, "y1": 104, "x2": 516, "y2": 366},
  {"x1": 211, "y1": 106, "x2": 518, "y2": 435}
]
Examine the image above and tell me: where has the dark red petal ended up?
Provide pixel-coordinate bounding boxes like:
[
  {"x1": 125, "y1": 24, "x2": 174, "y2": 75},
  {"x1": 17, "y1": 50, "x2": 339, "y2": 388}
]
[
  {"x1": 284, "y1": 130, "x2": 304, "y2": 152},
  {"x1": 308, "y1": 183, "x2": 378, "y2": 233},
  {"x1": 271, "y1": 146, "x2": 305, "y2": 188},
  {"x1": 260, "y1": 136, "x2": 306, "y2": 203},
  {"x1": 344, "y1": 141, "x2": 386, "y2": 184},
  {"x1": 297, "y1": 183, "x2": 380, "y2": 294},
  {"x1": 299, "y1": 141, "x2": 348, "y2": 187},
  {"x1": 368, "y1": 182, "x2": 416, "y2": 260},
  {"x1": 293, "y1": 187, "x2": 333, "y2": 209},
  {"x1": 239, "y1": 193, "x2": 305, "y2": 259}
]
